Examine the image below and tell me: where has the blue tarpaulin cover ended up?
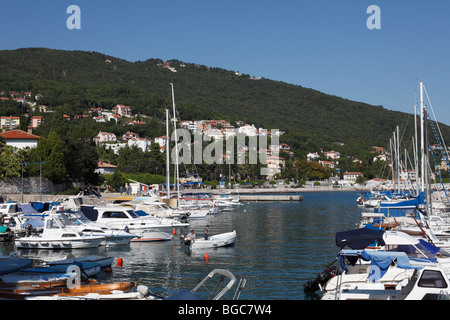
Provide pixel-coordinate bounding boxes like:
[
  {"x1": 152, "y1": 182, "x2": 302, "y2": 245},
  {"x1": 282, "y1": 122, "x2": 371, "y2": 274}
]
[
  {"x1": 360, "y1": 251, "x2": 423, "y2": 282},
  {"x1": 335, "y1": 228, "x2": 385, "y2": 249},
  {"x1": 18, "y1": 204, "x2": 39, "y2": 213}
]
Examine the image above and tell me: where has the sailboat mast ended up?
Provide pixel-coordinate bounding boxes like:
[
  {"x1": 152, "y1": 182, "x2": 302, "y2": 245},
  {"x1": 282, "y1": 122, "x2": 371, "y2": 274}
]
[
  {"x1": 170, "y1": 82, "x2": 181, "y2": 202},
  {"x1": 420, "y1": 81, "x2": 425, "y2": 192},
  {"x1": 396, "y1": 126, "x2": 401, "y2": 193},
  {"x1": 165, "y1": 109, "x2": 171, "y2": 199}
]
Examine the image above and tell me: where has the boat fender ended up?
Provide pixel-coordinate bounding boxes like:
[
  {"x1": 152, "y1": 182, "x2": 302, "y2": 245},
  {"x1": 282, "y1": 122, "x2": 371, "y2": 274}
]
[{"x1": 137, "y1": 285, "x2": 149, "y2": 296}]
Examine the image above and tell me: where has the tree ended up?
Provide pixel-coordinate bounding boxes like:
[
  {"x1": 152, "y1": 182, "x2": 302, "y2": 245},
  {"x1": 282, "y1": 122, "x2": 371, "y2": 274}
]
[
  {"x1": 0, "y1": 146, "x2": 22, "y2": 179},
  {"x1": 31, "y1": 131, "x2": 66, "y2": 183},
  {"x1": 105, "y1": 170, "x2": 127, "y2": 190}
]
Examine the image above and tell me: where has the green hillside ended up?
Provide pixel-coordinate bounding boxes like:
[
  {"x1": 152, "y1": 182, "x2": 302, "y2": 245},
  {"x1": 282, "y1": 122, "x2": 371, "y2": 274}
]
[{"x1": 0, "y1": 47, "x2": 447, "y2": 157}]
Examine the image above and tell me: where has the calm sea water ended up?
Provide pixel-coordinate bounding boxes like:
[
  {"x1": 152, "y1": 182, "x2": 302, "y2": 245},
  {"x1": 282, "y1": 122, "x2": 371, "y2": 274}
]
[{"x1": 2, "y1": 191, "x2": 362, "y2": 300}]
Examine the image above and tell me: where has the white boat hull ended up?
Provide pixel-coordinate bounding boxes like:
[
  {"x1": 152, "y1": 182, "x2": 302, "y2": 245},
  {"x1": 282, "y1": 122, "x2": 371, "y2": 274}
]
[
  {"x1": 14, "y1": 237, "x2": 103, "y2": 249},
  {"x1": 190, "y1": 231, "x2": 236, "y2": 249},
  {"x1": 129, "y1": 229, "x2": 174, "y2": 242}
]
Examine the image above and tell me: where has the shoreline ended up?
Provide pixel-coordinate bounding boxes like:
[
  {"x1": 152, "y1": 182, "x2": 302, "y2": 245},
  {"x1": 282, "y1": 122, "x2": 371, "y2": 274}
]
[{"x1": 1, "y1": 186, "x2": 369, "y2": 204}]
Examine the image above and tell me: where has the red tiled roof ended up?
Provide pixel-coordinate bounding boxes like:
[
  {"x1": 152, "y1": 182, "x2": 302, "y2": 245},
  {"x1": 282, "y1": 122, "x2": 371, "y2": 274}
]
[
  {"x1": 0, "y1": 130, "x2": 41, "y2": 140},
  {"x1": 97, "y1": 160, "x2": 117, "y2": 168}
]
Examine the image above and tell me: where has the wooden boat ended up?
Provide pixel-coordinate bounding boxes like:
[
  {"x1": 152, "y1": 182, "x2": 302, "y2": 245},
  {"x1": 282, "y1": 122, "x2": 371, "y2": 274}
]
[
  {"x1": 185, "y1": 231, "x2": 236, "y2": 250},
  {"x1": 0, "y1": 281, "x2": 136, "y2": 300},
  {"x1": 25, "y1": 285, "x2": 155, "y2": 300},
  {"x1": 0, "y1": 274, "x2": 96, "y2": 289}
]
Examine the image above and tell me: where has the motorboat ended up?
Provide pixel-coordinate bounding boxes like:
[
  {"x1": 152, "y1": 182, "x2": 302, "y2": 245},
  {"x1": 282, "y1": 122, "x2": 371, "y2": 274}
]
[
  {"x1": 14, "y1": 214, "x2": 104, "y2": 249},
  {"x1": 55, "y1": 211, "x2": 136, "y2": 246},
  {"x1": 321, "y1": 251, "x2": 450, "y2": 300},
  {"x1": 185, "y1": 231, "x2": 236, "y2": 250},
  {"x1": 81, "y1": 206, "x2": 189, "y2": 242},
  {"x1": 122, "y1": 200, "x2": 189, "y2": 219},
  {"x1": 306, "y1": 228, "x2": 450, "y2": 299}
]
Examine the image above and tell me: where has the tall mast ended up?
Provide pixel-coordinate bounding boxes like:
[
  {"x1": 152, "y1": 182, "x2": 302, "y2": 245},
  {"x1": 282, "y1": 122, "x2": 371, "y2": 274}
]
[
  {"x1": 170, "y1": 82, "x2": 180, "y2": 202},
  {"x1": 165, "y1": 109, "x2": 170, "y2": 199},
  {"x1": 420, "y1": 81, "x2": 425, "y2": 192}
]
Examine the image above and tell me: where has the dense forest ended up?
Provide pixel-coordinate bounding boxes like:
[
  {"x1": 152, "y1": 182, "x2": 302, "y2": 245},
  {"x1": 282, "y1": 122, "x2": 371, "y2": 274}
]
[{"x1": 0, "y1": 48, "x2": 448, "y2": 187}]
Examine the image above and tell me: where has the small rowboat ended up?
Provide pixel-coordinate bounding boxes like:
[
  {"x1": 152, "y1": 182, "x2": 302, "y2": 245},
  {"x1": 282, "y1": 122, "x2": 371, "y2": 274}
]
[{"x1": 185, "y1": 231, "x2": 236, "y2": 250}]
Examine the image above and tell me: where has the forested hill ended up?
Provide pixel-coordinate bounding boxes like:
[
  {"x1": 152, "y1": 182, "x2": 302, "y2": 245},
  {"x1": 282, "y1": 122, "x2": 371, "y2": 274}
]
[{"x1": 0, "y1": 47, "x2": 448, "y2": 155}]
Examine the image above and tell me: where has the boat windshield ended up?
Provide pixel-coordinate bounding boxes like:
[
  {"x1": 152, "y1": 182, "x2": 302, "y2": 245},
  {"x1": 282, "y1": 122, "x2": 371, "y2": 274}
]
[
  {"x1": 387, "y1": 243, "x2": 435, "y2": 260},
  {"x1": 102, "y1": 210, "x2": 136, "y2": 219}
]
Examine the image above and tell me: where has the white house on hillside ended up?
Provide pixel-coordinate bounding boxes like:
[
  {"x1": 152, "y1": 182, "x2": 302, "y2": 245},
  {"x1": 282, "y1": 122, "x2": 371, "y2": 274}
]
[{"x1": 0, "y1": 130, "x2": 41, "y2": 149}]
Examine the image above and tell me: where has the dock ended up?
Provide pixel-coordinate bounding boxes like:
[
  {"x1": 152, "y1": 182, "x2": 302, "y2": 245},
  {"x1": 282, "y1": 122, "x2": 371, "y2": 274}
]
[{"x1": 239, "y1": 194, "x2": 303, "y2": 201}]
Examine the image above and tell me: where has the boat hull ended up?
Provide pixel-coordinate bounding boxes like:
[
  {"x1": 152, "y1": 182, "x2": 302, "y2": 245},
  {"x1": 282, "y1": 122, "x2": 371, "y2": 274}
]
[
  {"x1": 190, "y1": 231, "x2": 236, "y2": 249},
  {"x1": 14, "y1": 237, "x2": 103, "y2": 249}
]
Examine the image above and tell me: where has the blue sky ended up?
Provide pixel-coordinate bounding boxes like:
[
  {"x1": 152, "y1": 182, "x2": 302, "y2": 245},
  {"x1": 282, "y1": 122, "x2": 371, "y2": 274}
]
[{"x1": 2, "y1": 0, "x2": 450, "y2": 124}]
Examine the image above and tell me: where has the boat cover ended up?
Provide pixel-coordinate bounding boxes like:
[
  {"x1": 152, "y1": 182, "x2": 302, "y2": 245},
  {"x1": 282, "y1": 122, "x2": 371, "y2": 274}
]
[
  {"x1": 18, "y1": 204, "x2": 39, "y2": 213},
  {"x1": 339, "y1": 250, "x2": 423, "y2": 282},
  {"x1": 80, "y1": 205, "x2": 98, "y2": 221},
  {"x1": 335, "y1": 228, "x2": 385, "y2": 249},
  {"x1": 360, "y1": 251, "x2": 423, "y2": 282},
  {"x1": 0, "y1": 226, "x2": 9, "y2": 234},
  {"x1": 0, "y1": 258, "x2": 32, "y2": 275}
]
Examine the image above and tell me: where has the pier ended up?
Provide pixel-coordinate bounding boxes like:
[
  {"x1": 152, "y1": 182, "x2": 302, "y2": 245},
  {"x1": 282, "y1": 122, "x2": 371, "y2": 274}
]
[{"x1": 239, "y1": 194, "x2": 303, "y2": 201}]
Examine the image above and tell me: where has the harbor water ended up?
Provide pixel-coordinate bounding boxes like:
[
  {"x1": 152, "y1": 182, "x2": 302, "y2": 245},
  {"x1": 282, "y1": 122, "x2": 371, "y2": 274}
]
[{"x1": 1, "y1": 191, "x2": 362, "y2": 300}]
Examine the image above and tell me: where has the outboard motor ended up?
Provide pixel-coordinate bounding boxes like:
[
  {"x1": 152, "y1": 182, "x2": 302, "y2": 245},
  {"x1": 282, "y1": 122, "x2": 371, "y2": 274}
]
[{"x1": 303, "y1": 266, "x2": 336, "y2": 293}]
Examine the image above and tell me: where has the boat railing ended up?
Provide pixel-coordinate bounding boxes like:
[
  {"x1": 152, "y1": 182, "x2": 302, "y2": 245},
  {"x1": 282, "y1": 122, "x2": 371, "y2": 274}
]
[
  {"x1": 438, "y1": 290, "x2": 450, "y2": 300},
  {"x1": 191, "y1": 269, "x2": 246, "y2": 300},
  {"x1": 333, "y1": 270, "x2": 412, "y2": 300}
]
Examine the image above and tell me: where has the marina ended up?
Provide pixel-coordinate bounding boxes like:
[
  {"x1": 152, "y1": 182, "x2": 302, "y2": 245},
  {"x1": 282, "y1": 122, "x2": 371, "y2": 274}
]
[{"x1": 0, "y1": 191, "x2": 362, "y2": 300}]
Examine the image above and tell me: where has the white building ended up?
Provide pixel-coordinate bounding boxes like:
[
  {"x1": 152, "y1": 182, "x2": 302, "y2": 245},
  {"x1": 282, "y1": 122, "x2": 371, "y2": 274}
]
[
  {"x1": 307, "y1": 152, "x2": 320, "y2": 162},
  {"x1": 128, "y1": 138, "x2": 151, "y2": 152},
  {"x1": 93, "y1": 131, "x2": 117, "y2": 145},
  {"x1": 154, "y1": 136, "x2": 167, "y2": 148},
  {"x1": 95, "y1": 160, "x2": 117, "y2": 175},
  {"x1": 323, "y1": 150, "x2": 341, "y2": 160},
  {"x1": 343, "y1": 172, "x2": 364, "y2": 184},
  {"x1": 0, "y1": 130, "x2": 40, "y2": 149}
]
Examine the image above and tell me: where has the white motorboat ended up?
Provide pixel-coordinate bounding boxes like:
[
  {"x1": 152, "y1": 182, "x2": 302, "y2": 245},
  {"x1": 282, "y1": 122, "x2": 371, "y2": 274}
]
[
  {"x1": 81, "y1": 206, "x2": 189, "y2": 242},
  {"x1": 308, "y1": 228, "x2": 450, "y2": 299},
  {"x1": 185, "y1": 231, "x2": 236, "y2": 250},
  {"x1": 14, "y1": 214, "x2": 104, "y2": 249},
  {"x1": 321, "y1": 251, "x2": 450, "y2": 300},
  {"x1": 56, "y1": 211, "x2": 136, "y2": 246}
]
